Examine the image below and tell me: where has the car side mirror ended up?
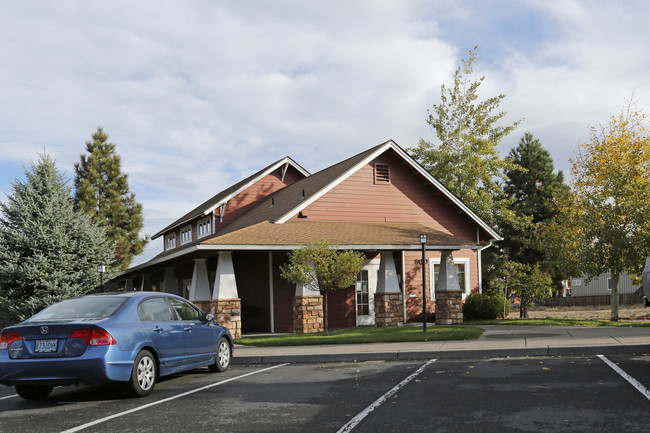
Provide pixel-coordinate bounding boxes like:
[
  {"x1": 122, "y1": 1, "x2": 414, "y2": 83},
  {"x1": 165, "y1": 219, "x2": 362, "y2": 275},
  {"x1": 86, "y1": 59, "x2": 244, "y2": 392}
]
[{"x1": 205, "y1": 313, "x2": 215, "y2": 322}]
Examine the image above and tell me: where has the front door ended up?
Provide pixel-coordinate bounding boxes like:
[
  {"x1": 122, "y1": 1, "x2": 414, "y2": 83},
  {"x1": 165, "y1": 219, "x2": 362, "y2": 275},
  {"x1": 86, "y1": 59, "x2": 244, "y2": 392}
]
[{"x1": 355, "y1": 265, "x2": 377, "y2": 326}]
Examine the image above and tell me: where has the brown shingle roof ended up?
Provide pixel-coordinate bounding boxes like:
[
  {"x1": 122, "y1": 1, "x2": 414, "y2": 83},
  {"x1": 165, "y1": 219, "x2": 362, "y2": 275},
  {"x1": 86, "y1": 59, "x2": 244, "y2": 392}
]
[
  {"x1": 201, "y1": 221, "x2": 475, "y2": 249},
  {"x1": 214, "y1": 142, "x2": 389, "y2": 235},
  {"x1": 152, "y1": 156, "x2": 309, "y2": 239}
]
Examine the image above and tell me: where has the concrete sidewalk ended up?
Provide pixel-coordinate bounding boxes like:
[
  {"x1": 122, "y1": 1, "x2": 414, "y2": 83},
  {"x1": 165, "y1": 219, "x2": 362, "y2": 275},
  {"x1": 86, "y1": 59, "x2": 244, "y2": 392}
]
[{"x1": 231, "y1": 325, "x2": 650, "y2": 364}]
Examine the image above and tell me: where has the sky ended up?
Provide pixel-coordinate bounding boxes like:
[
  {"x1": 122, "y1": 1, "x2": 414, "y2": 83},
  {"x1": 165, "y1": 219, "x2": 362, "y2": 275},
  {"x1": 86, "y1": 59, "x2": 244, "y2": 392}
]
[{"x1": 1, "y1": 0, "x2": 648, "y2": 266}]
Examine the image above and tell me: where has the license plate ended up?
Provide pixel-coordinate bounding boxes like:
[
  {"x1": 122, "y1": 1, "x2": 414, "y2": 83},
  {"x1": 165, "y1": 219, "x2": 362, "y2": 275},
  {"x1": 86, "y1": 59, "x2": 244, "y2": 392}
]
[{"x1": 34, "y1": 339, "x2": 58, "y2": 353}]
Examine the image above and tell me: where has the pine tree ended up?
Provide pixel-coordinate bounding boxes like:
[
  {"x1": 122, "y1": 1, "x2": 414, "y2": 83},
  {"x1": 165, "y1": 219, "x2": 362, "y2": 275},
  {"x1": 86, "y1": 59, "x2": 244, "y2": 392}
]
[
  {"x1": 0, "y1": 153, "x2": 115, "y2": 327},
  {"x1": 74, "y1": 127, "x2": 147, "y2": 270},
  {"x1": 501, "y1": 133, "x2": 568, "y2": 271}
]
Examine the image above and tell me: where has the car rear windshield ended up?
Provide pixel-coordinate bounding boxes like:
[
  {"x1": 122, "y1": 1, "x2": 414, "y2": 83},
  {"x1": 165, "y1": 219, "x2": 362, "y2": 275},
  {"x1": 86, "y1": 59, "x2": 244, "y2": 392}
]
[{"x1": 30, "y1": 297, "x2": 129, "y2": 321}]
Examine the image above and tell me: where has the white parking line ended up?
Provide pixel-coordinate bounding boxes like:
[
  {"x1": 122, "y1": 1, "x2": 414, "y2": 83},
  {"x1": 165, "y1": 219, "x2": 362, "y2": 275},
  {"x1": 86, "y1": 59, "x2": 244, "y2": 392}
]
[
  {"x1": 59, "y1": 363, "x2": 289, "y2": 433},
  {"x1": 598, "y1": 355, "x2": 650, "y2": 401},
  {"x1": 336, "y1": 359, "x2": 437, "y2": 433},
  {"x1": 0, "y1": 394, "x2": 18, "y2": 400}
]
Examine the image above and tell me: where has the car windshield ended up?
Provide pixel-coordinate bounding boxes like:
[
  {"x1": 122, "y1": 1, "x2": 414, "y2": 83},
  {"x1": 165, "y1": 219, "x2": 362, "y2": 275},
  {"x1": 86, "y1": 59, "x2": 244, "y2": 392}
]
[{"x1": 29, "y1": 296, "x2": 128, "y2": 321}]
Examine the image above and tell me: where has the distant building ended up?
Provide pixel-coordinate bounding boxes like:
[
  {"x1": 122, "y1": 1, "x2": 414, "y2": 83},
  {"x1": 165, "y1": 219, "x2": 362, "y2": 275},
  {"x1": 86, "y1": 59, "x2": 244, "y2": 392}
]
[{"x1": 561, "y1": 272, "x2": 642, "y2": 306}]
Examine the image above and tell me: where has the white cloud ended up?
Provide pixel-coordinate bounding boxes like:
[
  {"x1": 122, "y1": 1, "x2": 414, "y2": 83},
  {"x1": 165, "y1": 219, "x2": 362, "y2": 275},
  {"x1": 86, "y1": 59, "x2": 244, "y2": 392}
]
[{"x1": 1, "y1": 0, "x2": 649, "y2": 265}]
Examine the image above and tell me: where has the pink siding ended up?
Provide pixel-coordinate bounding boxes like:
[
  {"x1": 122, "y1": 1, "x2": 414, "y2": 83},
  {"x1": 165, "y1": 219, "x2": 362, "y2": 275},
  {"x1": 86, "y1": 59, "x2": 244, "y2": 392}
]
[
  {"x1": 219, "y1": 170, "x2": 300, "y2": 230},
  {"x1": 403, "y1": 249, "x2": 478, "y2": 322},
  {"x1": 295, "y1": 152, "x2": 478, "y2": 242}
]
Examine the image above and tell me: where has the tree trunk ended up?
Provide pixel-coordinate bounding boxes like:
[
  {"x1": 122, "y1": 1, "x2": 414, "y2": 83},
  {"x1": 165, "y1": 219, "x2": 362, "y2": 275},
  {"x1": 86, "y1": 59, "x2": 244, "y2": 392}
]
[
  {"x1": 610, "y1": 271, "x2": 620, "y2": 322},
  {"x1": 519, "y1": 300, "x2": 528, "y2": 318},
  {"x1": 323, "y1": 290, "x2": 329, "y2": 336}
]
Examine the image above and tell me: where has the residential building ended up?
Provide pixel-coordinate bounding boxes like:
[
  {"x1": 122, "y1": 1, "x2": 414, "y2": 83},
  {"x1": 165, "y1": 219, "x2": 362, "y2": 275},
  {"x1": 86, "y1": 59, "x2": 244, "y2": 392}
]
[{"x1": 115, "y1": 141, "x2": 501, "y2": 337}]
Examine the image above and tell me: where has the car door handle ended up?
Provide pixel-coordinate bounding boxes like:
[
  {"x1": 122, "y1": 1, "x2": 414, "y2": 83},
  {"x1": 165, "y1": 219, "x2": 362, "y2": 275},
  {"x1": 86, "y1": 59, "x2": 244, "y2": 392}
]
[
  {"x1": 152, "y1": 326, "x2": 163, "y2": 333},
  {"x1": 184, "y1": 327, "x2": 192, "y2": 333}
]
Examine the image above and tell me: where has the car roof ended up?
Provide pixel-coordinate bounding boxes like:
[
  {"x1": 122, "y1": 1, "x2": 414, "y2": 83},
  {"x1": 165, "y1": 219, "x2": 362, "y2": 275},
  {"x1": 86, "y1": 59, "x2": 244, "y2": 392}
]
[{"x1": 79, "y1": 292, "x2": 181, "y2": 300}]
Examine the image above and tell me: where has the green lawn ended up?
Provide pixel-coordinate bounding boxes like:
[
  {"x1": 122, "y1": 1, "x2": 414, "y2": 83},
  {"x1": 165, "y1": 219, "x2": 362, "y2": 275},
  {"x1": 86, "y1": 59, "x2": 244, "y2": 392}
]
[
  {"x1": 466, "y1": 318, "x2": 650, "y2": 327},
  {"x1": 235, "y1": 325, "x2": 484, "y2": 347}
]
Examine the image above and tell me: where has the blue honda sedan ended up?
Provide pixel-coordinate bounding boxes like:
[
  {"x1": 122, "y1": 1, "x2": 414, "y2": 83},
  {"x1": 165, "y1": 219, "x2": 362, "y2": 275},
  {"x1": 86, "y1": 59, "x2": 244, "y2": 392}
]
[{"x1": 0, "y1": 292, "x2": 233, "y2": 400}]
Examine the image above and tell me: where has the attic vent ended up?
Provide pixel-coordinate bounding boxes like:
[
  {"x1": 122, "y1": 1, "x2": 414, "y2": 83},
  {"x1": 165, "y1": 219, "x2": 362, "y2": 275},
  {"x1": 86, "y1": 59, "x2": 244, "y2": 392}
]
[{"x1": 374, "y1": 163, "x2": 390, "y2": 184}]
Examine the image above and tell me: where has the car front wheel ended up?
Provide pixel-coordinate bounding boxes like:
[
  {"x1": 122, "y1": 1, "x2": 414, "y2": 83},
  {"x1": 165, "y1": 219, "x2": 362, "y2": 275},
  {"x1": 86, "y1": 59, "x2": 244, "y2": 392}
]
[
  {"x1": 209, "y1": 337, "x2": 231, "y2": 372},
  {"x1": 15, "y1": 384, "x2": 53, "y2": 400},
  {"x1": 129, "y1": 349, "x2": 156, "y2": 397}
]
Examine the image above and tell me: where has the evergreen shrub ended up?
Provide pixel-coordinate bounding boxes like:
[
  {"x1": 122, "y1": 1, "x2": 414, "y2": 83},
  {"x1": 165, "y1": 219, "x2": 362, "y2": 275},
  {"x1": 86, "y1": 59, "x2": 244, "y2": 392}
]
[{"x1": 463, "y1": 293, "x2": 509, "y2": 320}]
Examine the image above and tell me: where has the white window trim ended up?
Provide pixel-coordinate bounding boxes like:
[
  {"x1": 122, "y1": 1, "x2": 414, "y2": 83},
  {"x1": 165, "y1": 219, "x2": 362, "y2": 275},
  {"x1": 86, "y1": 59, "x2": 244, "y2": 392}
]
[
  {"x1": 165, "y1": 233, "x2": 176, "y2": 250},
  {"x1": 429, "y1": 257, "x2": 471, "y2": 301},
  {"x1": 197, "y1": 216, "x2": 212, "y2": 238},
  {"x1": 180, "y1": 225, "x2": 192, "y2": 245}
]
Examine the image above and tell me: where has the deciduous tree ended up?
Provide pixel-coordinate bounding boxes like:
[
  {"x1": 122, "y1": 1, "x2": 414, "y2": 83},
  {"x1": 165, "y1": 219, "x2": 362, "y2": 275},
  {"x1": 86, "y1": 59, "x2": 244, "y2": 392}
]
[
  {"x1": 409, "y1": 46, "x2": 523, "y2": 227},
  {"x1": 487, "y1": 260, "x2": 552, "y2": 318},
  {"x1": 545, "y1": 102, "x2": 650, "y2": 320},
  {"x1": 280, "y1": 240, "x2": 365, "y2": 335}
]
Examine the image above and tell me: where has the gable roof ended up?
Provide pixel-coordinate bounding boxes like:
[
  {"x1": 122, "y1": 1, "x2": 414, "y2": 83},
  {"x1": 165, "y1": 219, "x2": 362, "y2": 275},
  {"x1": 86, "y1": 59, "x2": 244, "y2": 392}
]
[
  {"x1": 151, "y1": 156, "x2": 309, "y2": 239},
  {"x1": 214, "y1": 143, "x2": 385, "y2": 235},
  {"x1": 216, "y1": 140, "x2": 501, "y2": 241}
]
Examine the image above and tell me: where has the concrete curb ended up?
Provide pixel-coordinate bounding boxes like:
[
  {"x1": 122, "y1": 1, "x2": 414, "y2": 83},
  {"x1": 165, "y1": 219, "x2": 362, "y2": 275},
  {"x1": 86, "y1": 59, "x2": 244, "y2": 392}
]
[{"x1": 231, "y1": 344, "x2": 650, "y2": 365}]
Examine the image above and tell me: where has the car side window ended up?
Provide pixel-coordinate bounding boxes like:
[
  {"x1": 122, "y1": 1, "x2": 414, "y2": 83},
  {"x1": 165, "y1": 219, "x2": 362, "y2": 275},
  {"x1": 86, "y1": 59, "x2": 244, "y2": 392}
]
[
  {"x1": 168, "y1": 298, "x2": 202, "y2": 321},
  {"x1": 138, "y1": 298, "x2": 175, "y2": 322}
]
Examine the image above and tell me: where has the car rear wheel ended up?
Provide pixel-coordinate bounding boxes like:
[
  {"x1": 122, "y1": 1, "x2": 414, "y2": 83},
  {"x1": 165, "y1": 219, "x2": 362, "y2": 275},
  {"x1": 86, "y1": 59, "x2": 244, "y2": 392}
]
[
  {"x1": 128, "y1": 349, "x2": 156, "y2": 397},
  {"x1": 15, "y1": 384, "x2": 53, "y2": 400},
  {"x1": 209, "y1": 337, "x2": 231, "y2": 372}
]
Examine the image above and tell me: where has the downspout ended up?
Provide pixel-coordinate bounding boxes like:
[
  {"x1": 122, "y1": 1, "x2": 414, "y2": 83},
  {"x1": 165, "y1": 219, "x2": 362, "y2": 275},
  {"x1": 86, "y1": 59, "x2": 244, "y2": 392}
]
[
  {"x1": 477, "y1": 242, "x2": 493, "y2": 293},
  {"x1": 477, "y1": 226, "x2": 493, "y2": 294},
  {"x1": 401, "y1": 250, "x2": 407, "y2": 324},
  {"x1": 269, "y1": 252, "x2": 275, "y2": 333}
]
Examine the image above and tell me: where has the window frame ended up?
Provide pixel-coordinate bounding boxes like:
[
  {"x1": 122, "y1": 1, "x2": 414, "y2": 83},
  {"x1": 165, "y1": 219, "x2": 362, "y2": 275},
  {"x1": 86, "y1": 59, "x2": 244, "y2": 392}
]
[
  {"x1": 197, "y1": 216, "x2": 212, "y2": 238},
  {"x1": 138, "y1": 296, "x2": 175, "y2": 322},
  {"x1": 180, "y1": 225, "x2": 192, "y2": 245},
  {"x1": 165, "y1": 233, "x2": 176, "y2": 250},
  {"x1": 429, "y1": 257, "x2": 471, "y2": 301}
]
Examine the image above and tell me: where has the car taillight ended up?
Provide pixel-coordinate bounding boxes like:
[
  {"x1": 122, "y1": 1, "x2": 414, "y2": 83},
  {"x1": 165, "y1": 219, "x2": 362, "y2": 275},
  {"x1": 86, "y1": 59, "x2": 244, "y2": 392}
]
[
  {"x1": 70, "y1": 329, "x2": 116, "y2": 346},
  {"x1": 0, "y1": 332, "x2": 22, "y2": 350}
]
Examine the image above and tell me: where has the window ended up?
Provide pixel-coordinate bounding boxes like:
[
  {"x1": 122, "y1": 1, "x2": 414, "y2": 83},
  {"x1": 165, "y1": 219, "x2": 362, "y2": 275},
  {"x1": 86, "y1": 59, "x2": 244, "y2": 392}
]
[
  {"x1": 138, "y1": 297, "x2": 174, "y2": 321},
  {"x1": 165, "y1": 234, "x2": 176, "y2": 250},
  {"x1": 169, "y1": 298, "x2": 203, "y2": 321},
  {"x1": 180, "y1": 226, "x2": 192, "y2": 245},
  {"x1": 198, "y1": 216, "x2": 212, "y2": 238},
  {"x1": 374, "y1": 163, "x2": 390, "y2": 184},
  {"x1": 429, "y1": 258, "x2": 470, "y2": 301}
]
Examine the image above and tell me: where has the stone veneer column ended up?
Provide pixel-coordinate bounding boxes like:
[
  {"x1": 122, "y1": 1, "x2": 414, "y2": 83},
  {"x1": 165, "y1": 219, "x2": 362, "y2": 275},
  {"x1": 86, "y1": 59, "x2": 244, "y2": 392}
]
[
  {"x1": 435, "y1": 250, "x2": 464, "y2": 325},
  {"x1": 374, "y1": 252, "x2": 403, "y2": 327},
  {"x1": 210, "y1": 298, "x2": 242, "y2": 339},
  {"x1": 435, "y1": 291, "x2": 463, "y2": 325},
  {"x1": 374, "y1": 292, "x2": 404, "y2": 327},
  {"x1": 293, "y1": 295, "x2": 323, "y2": 334}
]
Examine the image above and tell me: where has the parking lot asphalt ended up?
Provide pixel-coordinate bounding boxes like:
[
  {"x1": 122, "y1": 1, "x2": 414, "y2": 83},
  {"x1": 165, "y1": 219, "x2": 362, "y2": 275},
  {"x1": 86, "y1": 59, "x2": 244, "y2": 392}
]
[{"x1": 232, "y1": 325, "x2": 650, "y2": 364}]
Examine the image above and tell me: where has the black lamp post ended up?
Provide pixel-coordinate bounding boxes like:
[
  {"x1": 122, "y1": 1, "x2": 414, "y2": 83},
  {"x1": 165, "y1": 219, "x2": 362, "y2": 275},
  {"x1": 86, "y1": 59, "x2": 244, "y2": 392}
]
[
  {"x1": 420, "y1": 234, "x2": 427, "y2": 332},
  {"x1": 98, "y1": 265, "x2": 106, "y2": 292}
]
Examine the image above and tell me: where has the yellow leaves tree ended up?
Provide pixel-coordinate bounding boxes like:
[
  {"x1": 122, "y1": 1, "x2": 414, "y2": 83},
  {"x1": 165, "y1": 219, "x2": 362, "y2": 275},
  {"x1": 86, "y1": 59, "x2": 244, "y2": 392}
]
[{"x1": 548, "y1": 101, "x2": 650, "y2": 320}]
